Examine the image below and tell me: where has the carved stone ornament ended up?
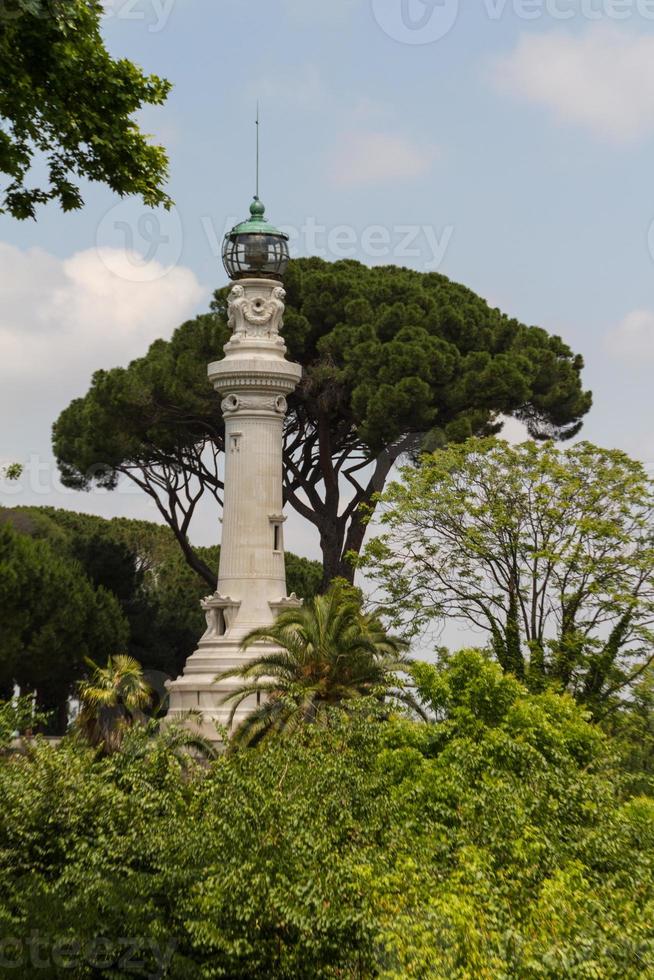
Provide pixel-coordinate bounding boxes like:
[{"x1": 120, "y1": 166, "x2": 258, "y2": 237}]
[
  {"x1": 221, "y1": 393, "x2": 288, "y2": 416},
  {"x1": 200, "y1": 592, "x2": 241, "y2": 639},
  {"x1": 227, "y1": 284, "x2": 286, "y2": 342},
  {"x1": 269, "y1": 593, "x2": 304, "y2": 615}
]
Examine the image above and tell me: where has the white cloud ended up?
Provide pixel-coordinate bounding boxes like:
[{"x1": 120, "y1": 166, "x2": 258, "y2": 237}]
[
  {"x1": 0, "y1": 237, "x2": 207, "y2": 501},
  {"x1": 0, "y1": 241, "x2": 206, "y2": 523},
  {"x1": 0, "y1": 243, "x2": 206, "y2": 385},
  {"x1": 329, "y1": 130, "x2": 438, "y2": 187},
  {"x1": 605, "y1": 309, "x2": 654, "y2": 361},
  {"x1": 492, "y1": 26, "x2": 654, "y2": 143}
]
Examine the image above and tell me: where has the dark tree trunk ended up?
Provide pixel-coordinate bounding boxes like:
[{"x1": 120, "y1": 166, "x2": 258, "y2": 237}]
[
  {"x1": 504, "y1": 587, "x2": 525, "y2": 680},
  {"x1": 319, "y1": 523, "x2": 350, "y2": 591}
]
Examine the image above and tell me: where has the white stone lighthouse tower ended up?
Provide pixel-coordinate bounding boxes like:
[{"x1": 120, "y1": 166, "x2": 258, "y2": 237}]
[{"x1": 166, "y1": 197, "x2": 302, "y2": 739}]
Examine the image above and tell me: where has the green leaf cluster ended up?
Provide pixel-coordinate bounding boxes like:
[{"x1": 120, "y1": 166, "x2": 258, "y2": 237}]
[
  {"x1": 278, "y1": 259, "x2": 591, "y2": 451},
  {"x1": 0, "y1": 652, "x2": 651, "y2": 977},
  {"x1": 0, "y1": 694, "x2": 48, "y2": 747},
  {"x1": 0, "y1": 0, "x2": 171, "y2": 217},
  {"x1": 218, "y1": 580, "x2": 420, "y2": 747},
  {"x1": 362, "y1": 438, "x2": 654, "y2": 712}
]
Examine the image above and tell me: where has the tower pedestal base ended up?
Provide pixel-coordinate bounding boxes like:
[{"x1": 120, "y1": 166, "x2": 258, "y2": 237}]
[{"x1": 165, "y1": 591, "x2": 302, "y2": 742}]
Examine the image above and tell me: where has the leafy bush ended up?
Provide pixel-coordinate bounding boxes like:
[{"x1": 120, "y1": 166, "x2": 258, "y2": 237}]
[{"x1": 0, "y1": 653, "x2": 651, "y2": 977}]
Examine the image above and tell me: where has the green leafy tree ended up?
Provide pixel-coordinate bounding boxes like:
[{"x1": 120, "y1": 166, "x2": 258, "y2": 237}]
[
  {"x1": 0, "y1": 0, "x2": 171, "y2": 218},
  {"x1": 0, "y1": 519, "x2": 128, "y2": 731},
  {"x1": 217, "y1": 580, "x2": 421, "y2": 746},
  {"x1": 605, "y1": 662, "x2": 654, "y2": 795},
  {"x1": 52, "y1": 258, "x2": 592, "y2": 588},
  {"x1": 361, "y1": 438, "x2": 654, "y2": 713},
  {"x1": 0, "y1": 654, "x2": 652, "y2": 976},
  {"x1": 77, "y1": 654, "x2": 152, "y2": 753},
  {"x1": 118, "y1": 716, "x2": 218, "y2": 766}
]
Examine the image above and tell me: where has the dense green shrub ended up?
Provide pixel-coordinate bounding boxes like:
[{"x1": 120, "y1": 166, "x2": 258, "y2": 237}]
[{"x1": 0, "y1": 652, "x2": 652, "y2": 977}]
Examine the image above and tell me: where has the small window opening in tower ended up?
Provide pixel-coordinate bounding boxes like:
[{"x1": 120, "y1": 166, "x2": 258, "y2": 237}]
[{"x1": 273, "y1": 523, "x2": 281, "y2": 552}]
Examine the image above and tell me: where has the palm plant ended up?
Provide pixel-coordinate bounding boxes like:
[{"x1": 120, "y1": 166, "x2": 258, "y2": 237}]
[
  {"x1": 216, "y1": 581, "x2": 423, "y2": 747},
  {"x1": 115, "y1": 715, "x2": 218, "y2": 767},
  {"x1": 77, "y1": 655, "x2": 153, "y2": 754}
]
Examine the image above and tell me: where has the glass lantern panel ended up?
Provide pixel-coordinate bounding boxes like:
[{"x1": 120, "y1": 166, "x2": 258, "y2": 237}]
[{"x1": 222, "y1": 233, "x2": 290, "y2": 280}]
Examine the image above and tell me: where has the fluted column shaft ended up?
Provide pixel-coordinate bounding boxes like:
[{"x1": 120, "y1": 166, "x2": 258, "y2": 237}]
[{"x1": 164, "y1": 277, "x2": 302, "y2": 738}]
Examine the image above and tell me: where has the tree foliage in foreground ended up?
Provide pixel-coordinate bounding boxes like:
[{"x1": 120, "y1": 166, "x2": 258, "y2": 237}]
[
  {"x1": 0, "y1": 694, "x2": 47, "y2": 748},
  {"x1": 0, "y1": 652, "x2": 652, "y2": 977},
  {"x1": 0, "y1": 0, "x2": 171, "y2": 218},
  {"x1": 607, "y1": 662, "x2": 654, "y2": 795},
  {"x1": 52, "y1": 258, "x2": 592, "y2": 587},
  {"x1": 361, "y1": 439, "x2": 654, "y2": 713}
]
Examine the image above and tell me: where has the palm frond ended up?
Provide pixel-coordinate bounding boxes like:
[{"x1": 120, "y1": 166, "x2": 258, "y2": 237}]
[{"x1": 217, "y1": 581, "x2": 413, "y2": 747}]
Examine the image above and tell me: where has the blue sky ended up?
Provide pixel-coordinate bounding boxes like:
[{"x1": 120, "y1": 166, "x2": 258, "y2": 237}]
[{"x1": 1, "y1": 0, "x2": 653, "y2": 561}]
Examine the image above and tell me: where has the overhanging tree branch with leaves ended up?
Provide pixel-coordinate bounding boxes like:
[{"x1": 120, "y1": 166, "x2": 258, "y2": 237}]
[{"x1": 0, "y1": 0, "x2": 171, "y2": 218}]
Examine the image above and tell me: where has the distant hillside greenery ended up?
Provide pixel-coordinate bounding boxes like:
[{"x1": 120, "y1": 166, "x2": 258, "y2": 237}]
[{"x1": 0, "y1": 507, "x2": 321, "y2": 733}]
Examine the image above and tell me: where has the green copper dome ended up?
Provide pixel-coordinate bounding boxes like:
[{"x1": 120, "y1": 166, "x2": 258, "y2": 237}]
[{"x1": 227, "y1": 197, "x2": 289, "y2": 239}]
